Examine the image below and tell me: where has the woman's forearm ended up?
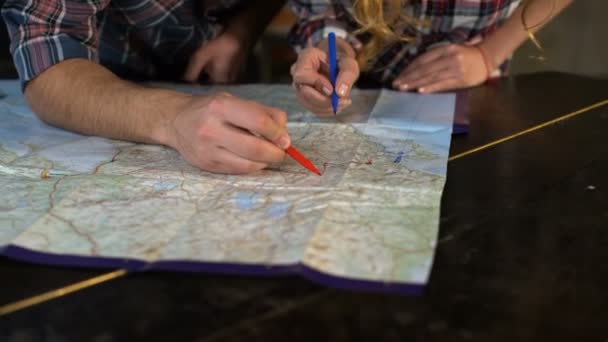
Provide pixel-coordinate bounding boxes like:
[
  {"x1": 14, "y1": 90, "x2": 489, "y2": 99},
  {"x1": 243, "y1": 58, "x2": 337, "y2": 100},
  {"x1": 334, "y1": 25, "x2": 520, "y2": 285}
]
[{"x1": 478, "y1": 0, "x2": 573, "y2": 71}]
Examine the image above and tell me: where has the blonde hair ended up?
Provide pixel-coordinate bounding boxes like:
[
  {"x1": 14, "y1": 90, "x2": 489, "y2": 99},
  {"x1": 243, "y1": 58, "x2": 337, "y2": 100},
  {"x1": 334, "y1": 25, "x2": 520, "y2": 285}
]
[
  {"x1": 351, "y1": 0, "x2": 422, "y2": 71},
  {"x1": 351, "y1": 0, "x2": 554, "y2": 71}
]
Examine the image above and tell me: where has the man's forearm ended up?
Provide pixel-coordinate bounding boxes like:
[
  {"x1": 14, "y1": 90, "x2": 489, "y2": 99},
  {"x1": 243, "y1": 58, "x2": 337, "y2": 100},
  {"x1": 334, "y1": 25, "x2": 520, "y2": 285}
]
[
  {"x1": 479, "y1": 0, "x2": 573, "y2": 70},
  {"x1": 24, "y1": 59, "x2": 191, "y2": 147}
]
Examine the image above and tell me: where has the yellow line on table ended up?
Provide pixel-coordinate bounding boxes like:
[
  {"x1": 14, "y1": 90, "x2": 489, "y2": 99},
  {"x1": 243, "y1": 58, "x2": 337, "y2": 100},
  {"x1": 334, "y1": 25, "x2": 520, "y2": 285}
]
[
  {"x1": 449, "y1": 99, "x2": 608, "y2": 161},
  {"x1": 1, "y1": 98, "x2": 607, "y2": 316},
  {"x1": 0, "y1": 269, "x2": 127, "y2": 316}
]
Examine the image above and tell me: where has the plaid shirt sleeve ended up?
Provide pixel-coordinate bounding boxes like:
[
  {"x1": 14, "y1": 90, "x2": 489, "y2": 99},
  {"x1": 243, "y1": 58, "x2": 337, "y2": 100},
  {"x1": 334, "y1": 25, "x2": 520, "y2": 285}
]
[
  {"x1": 1, "y1": 0, "x2": 110, "y2": 90},
  {"x1": 287, "y1": 0, "x2": 362, "y2": 52},
  {"x1": 288, "y1": 0, "x2": 522, "y2": 84}
]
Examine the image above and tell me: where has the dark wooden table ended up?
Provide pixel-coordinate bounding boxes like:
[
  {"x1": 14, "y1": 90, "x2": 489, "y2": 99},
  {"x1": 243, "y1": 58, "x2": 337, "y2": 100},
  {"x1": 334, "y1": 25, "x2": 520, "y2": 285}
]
[{"x1": 1, "y1": 72, "x2": 607, "y2": 342}]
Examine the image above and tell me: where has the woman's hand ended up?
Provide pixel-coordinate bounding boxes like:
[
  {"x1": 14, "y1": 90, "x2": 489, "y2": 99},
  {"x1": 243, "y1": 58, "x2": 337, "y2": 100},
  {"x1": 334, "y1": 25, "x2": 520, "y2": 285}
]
[
  {"x1": 290, "y1": 43, "x2": 359, "y2": 116},
  {"x1": 392, "y1": 44, "x2": 491, "y2": 94}
]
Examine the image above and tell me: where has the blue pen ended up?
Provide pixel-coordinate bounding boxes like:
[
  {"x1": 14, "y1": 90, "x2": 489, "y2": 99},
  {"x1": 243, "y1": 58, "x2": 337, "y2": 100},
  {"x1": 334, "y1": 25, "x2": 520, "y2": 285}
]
[{"x1": 328, "y1": 32, "x2": 339, "y2": 114}]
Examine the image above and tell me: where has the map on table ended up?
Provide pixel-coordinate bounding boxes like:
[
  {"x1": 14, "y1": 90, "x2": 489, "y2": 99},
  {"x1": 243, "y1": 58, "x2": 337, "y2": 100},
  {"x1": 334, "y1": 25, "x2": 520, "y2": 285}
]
[{"x1": 0, "y1": 80, "x2": 455, "y2": 294}]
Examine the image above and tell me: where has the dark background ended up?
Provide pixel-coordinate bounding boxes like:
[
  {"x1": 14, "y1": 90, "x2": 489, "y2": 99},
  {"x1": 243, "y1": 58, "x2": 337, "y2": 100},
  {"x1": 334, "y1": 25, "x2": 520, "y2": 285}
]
[{"x1": 0, "y1": 0, "x2": 16, "y2": 78}]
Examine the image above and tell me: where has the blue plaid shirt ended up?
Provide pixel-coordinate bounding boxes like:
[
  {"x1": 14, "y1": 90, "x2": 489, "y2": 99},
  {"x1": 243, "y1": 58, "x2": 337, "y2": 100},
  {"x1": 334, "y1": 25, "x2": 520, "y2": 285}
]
[{"x1": 2, "y1": 0, "x2": 245, "y2": 88}]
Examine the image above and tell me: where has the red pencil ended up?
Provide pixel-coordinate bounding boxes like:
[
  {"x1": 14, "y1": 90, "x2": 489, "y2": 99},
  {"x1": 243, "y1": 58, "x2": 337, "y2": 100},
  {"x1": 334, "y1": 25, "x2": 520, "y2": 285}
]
[{"x1": 285, "y1": 146, "x2": 321, "y2": 176}]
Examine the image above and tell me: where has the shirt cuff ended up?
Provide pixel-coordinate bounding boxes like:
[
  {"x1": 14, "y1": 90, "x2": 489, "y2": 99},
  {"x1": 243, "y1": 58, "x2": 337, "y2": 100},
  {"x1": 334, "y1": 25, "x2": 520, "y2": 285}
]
[
  {"x1": 289, "y1": 21, "x2": 362, "y2": 53},
  {"x1": 12, "y1": 34, "x2": 98, "y2": 91}
]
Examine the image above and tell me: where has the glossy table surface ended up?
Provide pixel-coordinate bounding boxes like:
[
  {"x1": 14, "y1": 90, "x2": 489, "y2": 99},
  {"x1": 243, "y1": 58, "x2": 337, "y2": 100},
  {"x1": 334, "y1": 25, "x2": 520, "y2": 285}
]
[{"x1": 1, "y1": 72, "x2": 608, "y2": 342}]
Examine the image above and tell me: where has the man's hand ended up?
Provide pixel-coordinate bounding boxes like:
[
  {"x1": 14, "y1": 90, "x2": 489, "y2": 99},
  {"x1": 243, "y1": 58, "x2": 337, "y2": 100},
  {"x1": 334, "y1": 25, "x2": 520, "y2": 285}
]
[
  {"x1": 23, "y1": 59, "x2": 289, "y2": 176},
  {"x1": 290, "y1": 43, "x2": 359, "y2": 116},
  {"x1": 168, "y1": 93, "x2": 291, "y2": 174},
  {"x1": 392, "y1": 44, "x2": 489, "y2": 94},
  {"x1": 183, "y1": 31, "x2": 249, "y2": 84}
]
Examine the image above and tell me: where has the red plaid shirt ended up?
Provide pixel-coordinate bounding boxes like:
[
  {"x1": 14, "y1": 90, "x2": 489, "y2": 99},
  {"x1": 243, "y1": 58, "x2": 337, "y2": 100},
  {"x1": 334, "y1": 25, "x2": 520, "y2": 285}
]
[
  {"x1": 2, "y1": 0, "x2": 245, "y2": 89},
  {"x1": 288, "y1": 0, "x2": 522, "y2": 85}
]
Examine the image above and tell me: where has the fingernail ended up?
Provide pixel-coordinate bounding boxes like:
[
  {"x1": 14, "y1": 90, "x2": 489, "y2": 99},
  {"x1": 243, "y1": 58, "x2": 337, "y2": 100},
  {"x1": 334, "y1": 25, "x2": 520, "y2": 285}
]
[
  {"x1": 400, "y1": 84, "x2": 409, "y2": 91},
  {"x1": 418, "y1": 87, "x2": 425, "y2": 93},
  {"x1": 322, "y1": 86, "x2": 332, "y2": 96},
  {"x1": 278, "y1": 134, "x2": 291, "y2": 149},
  {"x1": 338, "y1": 84, "x2": 348, "y2": 96}
]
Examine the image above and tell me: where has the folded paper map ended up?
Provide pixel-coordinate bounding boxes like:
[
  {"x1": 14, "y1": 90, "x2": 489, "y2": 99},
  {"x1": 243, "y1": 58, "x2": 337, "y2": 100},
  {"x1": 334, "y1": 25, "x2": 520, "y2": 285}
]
[{"x1": 0, "y1": 81, "x2": 455, "y2": 294}]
